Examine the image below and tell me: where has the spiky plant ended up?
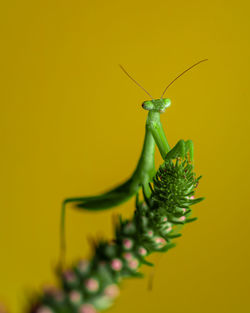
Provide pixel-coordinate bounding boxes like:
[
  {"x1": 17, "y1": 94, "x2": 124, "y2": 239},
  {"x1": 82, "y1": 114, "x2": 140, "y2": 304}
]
[{"x1": 29, "y1": 153, "x2": 203, "y2": 313}]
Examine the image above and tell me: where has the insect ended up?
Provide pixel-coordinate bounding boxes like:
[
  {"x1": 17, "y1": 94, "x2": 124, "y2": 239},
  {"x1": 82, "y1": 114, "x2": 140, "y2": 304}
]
[{"x1": 60, "y1": 59, "x2": 208, "y2": 266}]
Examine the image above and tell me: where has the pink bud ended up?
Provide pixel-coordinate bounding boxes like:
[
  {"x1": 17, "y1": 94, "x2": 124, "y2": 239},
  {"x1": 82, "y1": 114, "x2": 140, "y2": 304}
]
[
  {"x1": 123, "y1": 252, "x2": 133, "y2": 260},
  {"x1": 162, "y1": 217, "x2": 168, "y2": 222},
  {"x1": 85, "y1": 278, "x2": 99, "y2": 292},
  {"x1": 147, "y1": 230, "x2": 154, "y2": 237},
  {"x1": 155, "y1": 237, "x2": 166, "y2": 248},
  {"x1": 63, "y1": 270, "x2": 76, "y2": 283},
  {"x1": 110, "y1": 258, "x2": 123, "y2": 271},
  {"x1": 69, "y1": 290, "x2": 82, "y2": 303},
  {"x1": 104, "y1": 284, "x2": 120, "y2": 298},
  {"x1": 182, "y1": 208, "x2": 187, "y2": 213},
  {"x1": 36, "y1": 306, "x2": 53, "y2": 313},
  {"x1": 162, "y1": 221, "x2": 172, "y2": 234},
  {"x1": 165, "y1": 226, "x2": 172, "y2": 233},
  {"x1": 155, "y1": 237, "x2": 165, "y2": 243},
  {"x1": 179, "y1": 216, "x2": 186, "y2": 222},
  {"x1": 138, "y1": 247, "x2": 147, "y2": 256},
  {"x1": 123, "y1": 238, "x2": 133, "y2": 250},
  {"x1": 77, "y1": 260, "x2": 89, "y2": 273},
  {"x1": 79, "y1": 304, "x2": 97, "y2": 313},
  {"x1": 128, "y1": 259, "x2": 139, "y2": 270}
]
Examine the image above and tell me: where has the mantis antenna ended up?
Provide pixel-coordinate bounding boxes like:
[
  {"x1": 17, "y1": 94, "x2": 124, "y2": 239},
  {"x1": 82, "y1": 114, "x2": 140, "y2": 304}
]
[
  {"x1": 119, "y1": 65, "x2": 154, "y2": 99},
  {"x1": 161, "y1": 59, "x2": 208, "y2": 99}
]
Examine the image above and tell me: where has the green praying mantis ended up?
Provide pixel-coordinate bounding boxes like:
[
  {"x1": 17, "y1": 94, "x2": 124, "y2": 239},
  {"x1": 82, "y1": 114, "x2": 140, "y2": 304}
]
[{"x1": 60, "y1": 59, "x2": 207, "y2": 267}]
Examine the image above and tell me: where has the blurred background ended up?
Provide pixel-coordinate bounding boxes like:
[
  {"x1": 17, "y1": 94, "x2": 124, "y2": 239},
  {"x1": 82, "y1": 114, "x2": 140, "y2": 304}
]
[{"x1": 0, "y1": 1, "x2": 250, "y2": 312}]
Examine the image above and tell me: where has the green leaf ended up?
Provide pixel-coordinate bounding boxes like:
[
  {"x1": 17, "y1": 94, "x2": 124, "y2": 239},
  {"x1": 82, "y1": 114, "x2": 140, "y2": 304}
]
[
  {"x1": 167, "y1": 233, "x2": 182, "y2": 239},
  {"x1": 190, "y1": 197, "x2": 205, "y2": 205},
  {"x1": 185, "y1": 217, "x2": 198, "y2": 223},
  {"x1": 140, "y1": 258, "x2": 154, "y2": 267}
]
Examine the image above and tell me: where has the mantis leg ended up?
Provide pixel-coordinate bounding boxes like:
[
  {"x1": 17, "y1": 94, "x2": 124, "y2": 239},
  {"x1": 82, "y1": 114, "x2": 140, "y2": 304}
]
[
  {"x1": 165, "y1": 139, "x2": 194, "y2": 161},
  {"x1": 147, "y1": 121, "x2": 170, "y2": 159},
  {"x1": 59, "y1": 201, "x2": 67, "y2": 269},
  {"x1": 185, "y1": 139, "x2": 194, "y2": 161},
  {"x1": 165, "y1": 139, "x2": 186, "y2": 160}
]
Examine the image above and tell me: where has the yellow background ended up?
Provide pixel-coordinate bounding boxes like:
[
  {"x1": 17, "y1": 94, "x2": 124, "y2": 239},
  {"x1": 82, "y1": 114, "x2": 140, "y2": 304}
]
[{"x1": 0, "y1": 1, "x2": 250, "y2": 312}]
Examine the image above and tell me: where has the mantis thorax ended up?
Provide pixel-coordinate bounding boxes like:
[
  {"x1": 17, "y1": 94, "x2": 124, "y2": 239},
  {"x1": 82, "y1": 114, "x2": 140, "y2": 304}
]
[{"x1": 142, "y1": 98, "x2": 171, "y2": 113}]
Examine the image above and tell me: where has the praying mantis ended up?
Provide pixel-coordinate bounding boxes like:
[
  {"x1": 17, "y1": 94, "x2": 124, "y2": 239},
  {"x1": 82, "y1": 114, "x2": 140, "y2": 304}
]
[{"x1": 60, "y1": 59, "x2": 207, "y2": 266}]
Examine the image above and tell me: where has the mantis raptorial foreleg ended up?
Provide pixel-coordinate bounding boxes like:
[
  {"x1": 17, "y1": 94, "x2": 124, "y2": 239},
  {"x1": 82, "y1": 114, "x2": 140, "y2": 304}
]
[{"x1": 146, "y1": 112, "x2": 170, "y2": 159}]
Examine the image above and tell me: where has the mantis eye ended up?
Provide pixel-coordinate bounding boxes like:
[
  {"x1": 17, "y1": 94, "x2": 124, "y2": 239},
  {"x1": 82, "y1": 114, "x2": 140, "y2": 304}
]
[
  {"x1": 142, "y1": 101, "x2": 154, "y2": 111},
  {"x1": 162, "y1": 98, "x2": 171, "y2": 108}
]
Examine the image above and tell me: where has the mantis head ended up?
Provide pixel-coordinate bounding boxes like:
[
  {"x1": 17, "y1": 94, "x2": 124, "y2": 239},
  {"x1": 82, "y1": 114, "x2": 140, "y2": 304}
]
[{"x1": 142, "y1": 98, "x2": 171, "y2": 113}]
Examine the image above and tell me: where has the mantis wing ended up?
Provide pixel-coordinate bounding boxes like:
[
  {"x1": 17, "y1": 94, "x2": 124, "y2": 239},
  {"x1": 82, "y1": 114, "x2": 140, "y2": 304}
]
[{"x1": 65, "y1": 177, "x2": 139, "y2": 210}]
